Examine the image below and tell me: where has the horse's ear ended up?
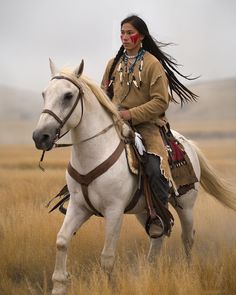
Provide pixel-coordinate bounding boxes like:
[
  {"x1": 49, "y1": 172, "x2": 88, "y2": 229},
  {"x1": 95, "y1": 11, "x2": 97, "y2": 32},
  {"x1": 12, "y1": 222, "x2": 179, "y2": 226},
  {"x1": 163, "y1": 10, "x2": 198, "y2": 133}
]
[
  {"x1": 49, "y1": 58, "x2": 59, "y2": 77},
  {"x1": 74, "y1": 59, "x2": 84, "y2": 77}
]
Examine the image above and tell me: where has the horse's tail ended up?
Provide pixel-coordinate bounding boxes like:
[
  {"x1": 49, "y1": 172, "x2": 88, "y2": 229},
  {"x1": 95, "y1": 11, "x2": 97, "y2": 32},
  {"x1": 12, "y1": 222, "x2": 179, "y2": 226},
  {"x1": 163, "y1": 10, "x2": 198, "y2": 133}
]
[{"x1": 190, "y1": 141, "x2": 236, "y2": 211}]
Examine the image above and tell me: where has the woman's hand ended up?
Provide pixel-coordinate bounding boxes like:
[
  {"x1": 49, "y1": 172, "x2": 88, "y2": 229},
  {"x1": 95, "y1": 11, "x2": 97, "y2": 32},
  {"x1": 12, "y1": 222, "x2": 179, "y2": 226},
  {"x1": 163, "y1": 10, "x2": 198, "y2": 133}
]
[{"x1": 119, "y1": 110, "x2": 131, "y2": 121}]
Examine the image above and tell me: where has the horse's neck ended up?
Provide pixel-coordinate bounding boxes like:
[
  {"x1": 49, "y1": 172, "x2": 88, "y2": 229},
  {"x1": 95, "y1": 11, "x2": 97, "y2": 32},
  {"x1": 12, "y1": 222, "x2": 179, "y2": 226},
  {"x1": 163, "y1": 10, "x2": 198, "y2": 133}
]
[{"x1": 70, "y1": 91, "x2": 120, "y2": 174}]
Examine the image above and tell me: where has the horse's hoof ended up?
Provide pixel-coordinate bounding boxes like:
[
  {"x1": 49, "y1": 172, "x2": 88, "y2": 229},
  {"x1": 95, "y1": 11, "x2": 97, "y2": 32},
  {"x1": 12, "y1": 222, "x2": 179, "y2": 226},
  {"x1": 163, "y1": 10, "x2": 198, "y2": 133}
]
[
  {"x1": 52, "y1": 282, "x2": 67, "y2": 295},
  {"x1": 52, "y1": 274, "x2": 71, "y2": 295}
]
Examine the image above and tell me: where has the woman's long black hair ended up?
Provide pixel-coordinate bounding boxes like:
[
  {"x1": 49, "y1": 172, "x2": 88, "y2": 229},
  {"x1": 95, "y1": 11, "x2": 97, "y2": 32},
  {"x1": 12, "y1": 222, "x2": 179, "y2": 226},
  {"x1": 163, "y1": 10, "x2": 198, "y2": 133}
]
[{"x1": 107, "y1": 15, "x2": 198, "y2": 104}]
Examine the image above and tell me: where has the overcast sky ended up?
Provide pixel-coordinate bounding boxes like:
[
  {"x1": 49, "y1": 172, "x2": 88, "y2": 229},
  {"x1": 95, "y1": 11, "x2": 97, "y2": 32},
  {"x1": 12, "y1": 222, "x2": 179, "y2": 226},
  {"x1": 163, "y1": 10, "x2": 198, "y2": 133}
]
[{"x1": 0, "y1": 0, "x2": 236, "y2": 92}]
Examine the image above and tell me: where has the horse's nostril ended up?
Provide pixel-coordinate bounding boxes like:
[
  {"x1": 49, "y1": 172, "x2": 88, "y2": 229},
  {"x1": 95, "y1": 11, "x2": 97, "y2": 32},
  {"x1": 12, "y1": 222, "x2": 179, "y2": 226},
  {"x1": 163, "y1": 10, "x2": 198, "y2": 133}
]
[
  {"x1": 32, "y1": 128, "x2": 57, "y2": 150},
  {"x1": 42, "y1": 134, "x2": 50, "y2": 141},
  {"x1": 33, "y1": 130, "x2": 52, "y2": 146}
]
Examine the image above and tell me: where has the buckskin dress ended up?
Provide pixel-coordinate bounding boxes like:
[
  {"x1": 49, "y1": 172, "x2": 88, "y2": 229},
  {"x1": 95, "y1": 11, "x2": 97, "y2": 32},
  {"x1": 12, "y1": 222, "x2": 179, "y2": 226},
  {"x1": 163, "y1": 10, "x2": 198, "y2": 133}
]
[{"x1": 101, "y1": 51, "x2": 178, "y2": 191}]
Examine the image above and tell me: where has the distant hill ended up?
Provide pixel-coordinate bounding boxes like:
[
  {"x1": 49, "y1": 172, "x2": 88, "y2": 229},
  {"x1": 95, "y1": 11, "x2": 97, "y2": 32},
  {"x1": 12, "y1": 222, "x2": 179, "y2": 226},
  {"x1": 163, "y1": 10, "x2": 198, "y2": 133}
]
[
  {"x1": 167, "y1": 78, "x2": 236, "y2": 122},
  {"x1": 167, "y1": 78, "x2": 236, "y2": 138},
  {"x1": 0, "y1": 85, "x2": 42, "y2": 144},
  {"x1": 0, "y1": 78, "x2": 235, "y2": 144},
  {"x1": 0, "y1": 84, "x2": 42, "y2": 120}
]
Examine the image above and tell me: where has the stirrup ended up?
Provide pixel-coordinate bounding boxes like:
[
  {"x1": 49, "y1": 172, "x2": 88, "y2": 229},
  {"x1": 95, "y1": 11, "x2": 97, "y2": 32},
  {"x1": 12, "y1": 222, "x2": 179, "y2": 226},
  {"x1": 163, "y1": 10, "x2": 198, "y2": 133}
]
[{"x1": 145, "y1": 215, "x2": 165, "y2": 239}]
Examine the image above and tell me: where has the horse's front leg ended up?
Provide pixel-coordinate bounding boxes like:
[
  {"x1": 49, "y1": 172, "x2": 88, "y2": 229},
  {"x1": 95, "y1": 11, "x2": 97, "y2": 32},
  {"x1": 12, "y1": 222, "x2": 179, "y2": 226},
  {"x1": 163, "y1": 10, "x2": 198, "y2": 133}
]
[
  {"x1": 101, "y1": 208, "x2": 124, "y2": 274},
  {"x1": 52, "y1": 200, "x2": 91, "y2": 295}
]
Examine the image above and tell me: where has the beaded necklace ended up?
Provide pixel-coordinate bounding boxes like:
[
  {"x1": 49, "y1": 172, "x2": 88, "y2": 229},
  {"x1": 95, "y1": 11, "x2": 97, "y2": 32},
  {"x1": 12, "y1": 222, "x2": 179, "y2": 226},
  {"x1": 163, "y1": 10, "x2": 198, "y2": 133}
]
[
  {"x1": 124, "y1": 53, "x2": 138, "y2": 59},
  {"x1": 117, "y1": 49, "x2": 145, "y2": 88}
]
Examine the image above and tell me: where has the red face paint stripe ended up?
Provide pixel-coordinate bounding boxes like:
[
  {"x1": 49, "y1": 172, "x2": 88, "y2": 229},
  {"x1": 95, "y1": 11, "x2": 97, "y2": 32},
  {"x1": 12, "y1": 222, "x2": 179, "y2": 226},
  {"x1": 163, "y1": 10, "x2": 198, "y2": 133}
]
[{"x1": 130, "y1": 33, "x2": 140, "y2": 44}]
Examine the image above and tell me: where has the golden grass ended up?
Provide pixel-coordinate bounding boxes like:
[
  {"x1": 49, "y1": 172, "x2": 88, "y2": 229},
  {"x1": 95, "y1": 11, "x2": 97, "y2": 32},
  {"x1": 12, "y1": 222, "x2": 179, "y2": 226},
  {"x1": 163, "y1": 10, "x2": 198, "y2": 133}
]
[{"x1": 0, "y1": 141, "x2": 236, "y2": 295}]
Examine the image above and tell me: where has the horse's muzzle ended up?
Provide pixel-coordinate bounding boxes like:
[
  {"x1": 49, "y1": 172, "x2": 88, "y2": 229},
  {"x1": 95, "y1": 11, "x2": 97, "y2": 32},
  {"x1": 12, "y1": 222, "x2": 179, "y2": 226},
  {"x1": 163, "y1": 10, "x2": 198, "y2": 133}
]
[{"x1": 32, "y1": 128, "x2": 57, "y2": 151}]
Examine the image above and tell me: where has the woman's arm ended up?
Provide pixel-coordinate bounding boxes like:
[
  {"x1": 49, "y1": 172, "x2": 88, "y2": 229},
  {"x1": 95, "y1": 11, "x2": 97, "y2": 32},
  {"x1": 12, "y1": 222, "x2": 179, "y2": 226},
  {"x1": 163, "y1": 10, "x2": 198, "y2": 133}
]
[
  {"x1": 101, "y1": 59, "x2": 114, "y2": 92},
  {"x1": 130, "y1": 72, "x2": 170, "y2": 125}
]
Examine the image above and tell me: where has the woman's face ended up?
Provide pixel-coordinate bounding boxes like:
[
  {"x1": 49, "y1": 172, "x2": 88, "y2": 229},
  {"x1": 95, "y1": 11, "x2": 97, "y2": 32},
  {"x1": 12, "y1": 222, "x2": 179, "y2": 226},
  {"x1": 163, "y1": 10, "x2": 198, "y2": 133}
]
[{"x1": 120, "y1": 22, "x2": 143, "y2": 54}]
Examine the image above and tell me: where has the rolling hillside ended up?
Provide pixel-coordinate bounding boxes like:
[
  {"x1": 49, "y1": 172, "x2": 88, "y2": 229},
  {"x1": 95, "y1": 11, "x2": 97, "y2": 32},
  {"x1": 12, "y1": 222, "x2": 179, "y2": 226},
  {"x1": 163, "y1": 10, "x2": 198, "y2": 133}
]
[
  {"x1": 167, "y1": 78, "x2": 236, "y2": 137},
  {"x1": 0, "y1": 78, "x2": 235, "y2": 144}
]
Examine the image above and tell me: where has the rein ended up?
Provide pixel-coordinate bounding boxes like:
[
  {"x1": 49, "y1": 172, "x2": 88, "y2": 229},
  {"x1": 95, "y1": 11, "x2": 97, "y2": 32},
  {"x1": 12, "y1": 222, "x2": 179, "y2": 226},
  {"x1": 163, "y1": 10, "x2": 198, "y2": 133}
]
[{"x1": 54, "y1": 122, "x2": 115, "y2": 148}]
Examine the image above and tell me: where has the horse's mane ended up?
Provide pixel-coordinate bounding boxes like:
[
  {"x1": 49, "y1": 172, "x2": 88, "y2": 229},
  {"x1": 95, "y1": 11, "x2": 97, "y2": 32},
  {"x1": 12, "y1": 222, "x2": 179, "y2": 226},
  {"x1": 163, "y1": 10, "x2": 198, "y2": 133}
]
[
  {"x1": 59, "y1": 68, "x2": 124, "y2": 137},
  {"x1": 80, "y1": 75, "x2": 121, "y2": 122}
]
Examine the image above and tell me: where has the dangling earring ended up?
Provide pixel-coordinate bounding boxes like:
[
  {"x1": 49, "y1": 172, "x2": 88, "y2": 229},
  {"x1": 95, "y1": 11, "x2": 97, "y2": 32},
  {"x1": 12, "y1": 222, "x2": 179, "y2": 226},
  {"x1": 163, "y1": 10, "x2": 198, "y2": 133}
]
[{"x1": 140, "y1": 42, "x2": 143, "y2": 48}]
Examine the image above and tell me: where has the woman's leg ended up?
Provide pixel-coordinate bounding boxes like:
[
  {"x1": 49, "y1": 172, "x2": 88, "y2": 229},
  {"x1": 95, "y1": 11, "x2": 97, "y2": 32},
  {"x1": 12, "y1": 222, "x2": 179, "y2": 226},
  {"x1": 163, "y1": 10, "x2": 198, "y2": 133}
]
[{"x1": 142, "y1": 153, "x2": 169, "y2": 205}]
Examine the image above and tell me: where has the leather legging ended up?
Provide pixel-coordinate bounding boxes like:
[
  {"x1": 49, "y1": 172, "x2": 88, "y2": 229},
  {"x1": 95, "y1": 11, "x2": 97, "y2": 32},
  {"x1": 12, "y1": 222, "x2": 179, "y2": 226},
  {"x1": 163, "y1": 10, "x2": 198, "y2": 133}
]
[{"x1": 142, "y1": 152, "x2": 169, "y2": 205}]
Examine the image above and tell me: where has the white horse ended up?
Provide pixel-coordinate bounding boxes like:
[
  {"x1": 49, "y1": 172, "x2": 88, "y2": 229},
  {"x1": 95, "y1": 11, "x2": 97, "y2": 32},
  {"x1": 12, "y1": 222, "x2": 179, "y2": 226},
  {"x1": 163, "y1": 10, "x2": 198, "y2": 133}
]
[{"x1": 33, "y1": 60, "x2": 236, "y2": 295}]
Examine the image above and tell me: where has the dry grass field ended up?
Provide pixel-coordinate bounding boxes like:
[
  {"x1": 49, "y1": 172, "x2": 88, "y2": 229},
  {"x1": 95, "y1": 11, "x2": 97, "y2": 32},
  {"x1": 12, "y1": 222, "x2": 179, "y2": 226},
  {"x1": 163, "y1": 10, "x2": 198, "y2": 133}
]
[{"x1": 0, "y1": 139, "x2": 236, "y2": 295}]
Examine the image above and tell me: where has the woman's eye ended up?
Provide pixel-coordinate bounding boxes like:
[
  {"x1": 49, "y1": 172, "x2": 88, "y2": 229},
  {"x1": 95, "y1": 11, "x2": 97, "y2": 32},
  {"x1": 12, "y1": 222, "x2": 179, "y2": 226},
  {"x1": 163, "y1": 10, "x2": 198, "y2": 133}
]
[{"x1": 64, "y1": 92, "x2": 73, "y2": 100}]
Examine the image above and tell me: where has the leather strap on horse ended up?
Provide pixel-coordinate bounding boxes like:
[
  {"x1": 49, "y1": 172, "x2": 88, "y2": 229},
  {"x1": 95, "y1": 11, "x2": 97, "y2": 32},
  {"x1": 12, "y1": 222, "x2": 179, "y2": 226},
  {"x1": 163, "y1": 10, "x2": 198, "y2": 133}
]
[
  {"x1": 67, "y1": 140, "x2": 125, "y2": 216},
  {"x1": 47, "y1": 183, "x2": 142, "y2": 216}
]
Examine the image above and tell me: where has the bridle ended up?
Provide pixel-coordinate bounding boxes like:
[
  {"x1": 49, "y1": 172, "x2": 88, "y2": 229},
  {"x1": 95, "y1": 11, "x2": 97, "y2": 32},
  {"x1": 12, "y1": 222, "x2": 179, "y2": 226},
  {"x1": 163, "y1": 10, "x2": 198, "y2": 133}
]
[
  {"x1": 39, "y1": 75, "x2": 84, "y2": 170},
  {"x1": 42, "y1": 75, "x2": 84, "y2": 141}
]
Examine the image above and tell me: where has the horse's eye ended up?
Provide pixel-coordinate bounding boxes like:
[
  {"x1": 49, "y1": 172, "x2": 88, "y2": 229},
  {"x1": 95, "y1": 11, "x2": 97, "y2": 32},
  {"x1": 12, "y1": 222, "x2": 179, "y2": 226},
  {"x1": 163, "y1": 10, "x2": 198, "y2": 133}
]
[{"x1": 64, "y1": 92, "x2": 73, "y2": 100}]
